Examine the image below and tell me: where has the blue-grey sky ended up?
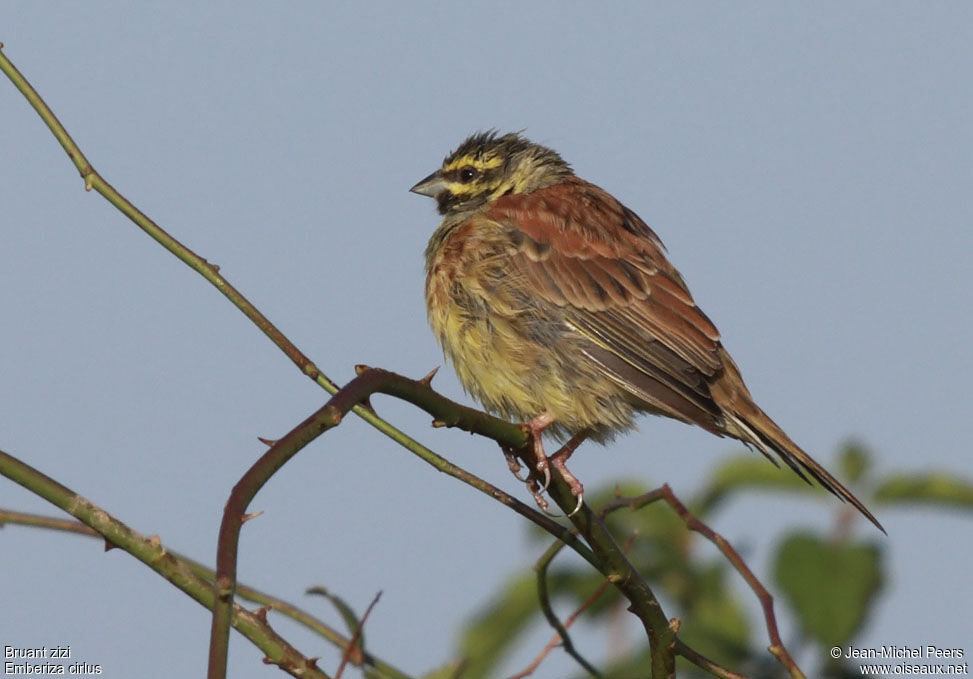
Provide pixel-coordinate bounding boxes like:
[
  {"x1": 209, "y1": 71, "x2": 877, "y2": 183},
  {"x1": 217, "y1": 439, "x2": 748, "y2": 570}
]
[{"x1": 2, "y1": 4, "x2": 970, "y2": 678}]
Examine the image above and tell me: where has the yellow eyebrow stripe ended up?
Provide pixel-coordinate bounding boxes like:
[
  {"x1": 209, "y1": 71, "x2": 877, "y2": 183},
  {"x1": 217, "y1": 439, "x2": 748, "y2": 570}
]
[{"x1": 443, "y1": 153, "x2": 504, "y2": 172}]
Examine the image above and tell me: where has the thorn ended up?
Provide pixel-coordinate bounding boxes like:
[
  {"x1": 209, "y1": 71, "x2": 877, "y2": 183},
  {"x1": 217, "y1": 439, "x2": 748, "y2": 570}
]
[
  {"x1": 431, "y1": 419, "x2": 446, "y2": 428},
  {"x1": 262, "y1": 656, "x2": 274, "y2": 665},
  {"x1": 241, "y1": 510, "x2": 264, "y2": 524},
  {"x1": 418, "y1": 366, "x2": 440, "y2": 387},
  {"x1": 354, "y1": 364, "x2": 372, "y2": 376},
  {"x1": 307, "y1": 657, "x2": 321, "y2": 670},
  {"x1": 257, "y1": 436, "x2": 277, "y2": 447},
  {"x1": 254, "y1": 606, "x2": 271, "y2": 623},
  {"x1": 103, "y1": 539, "x2": 116, "y2": 552}
]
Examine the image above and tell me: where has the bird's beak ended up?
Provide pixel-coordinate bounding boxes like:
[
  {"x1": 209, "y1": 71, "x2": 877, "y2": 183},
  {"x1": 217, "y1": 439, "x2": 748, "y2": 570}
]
[{"x1": 410, "y1": 170, "x2": 447, "y2": 197}]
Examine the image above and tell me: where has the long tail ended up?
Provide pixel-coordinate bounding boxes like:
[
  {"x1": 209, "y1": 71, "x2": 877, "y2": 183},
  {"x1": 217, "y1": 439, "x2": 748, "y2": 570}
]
[
  {"x1": 712, "y1": 351, "x2": 885, "y2": 533},
  {"x1": 726, "y1": 405, "x2": 885, "y2": 533}
]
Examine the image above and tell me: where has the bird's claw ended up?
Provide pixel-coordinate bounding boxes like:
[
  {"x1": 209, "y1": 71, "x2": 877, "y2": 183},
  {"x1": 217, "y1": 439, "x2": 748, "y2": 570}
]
[
  {"x1": 503, "y1": 449, "x2": 530, "y2": 482},
  {"x1": 536, "y1": 461, "x2": 551, "y2": 492},
  {"x1": 567, "y1": 492, "x2": 584, "y2": 517},
  {"x1": 505, "y1": 421, "x2": 588, "y2": 519},
  {"x1": 527, "y1": 476, "x2": 563, "y2": 517}
]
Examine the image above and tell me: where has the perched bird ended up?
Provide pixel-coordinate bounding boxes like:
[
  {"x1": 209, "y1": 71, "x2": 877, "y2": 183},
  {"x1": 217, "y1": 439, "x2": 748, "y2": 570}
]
[{"x1": 412, "y1": 131, "x2": 882, "y2": 531}]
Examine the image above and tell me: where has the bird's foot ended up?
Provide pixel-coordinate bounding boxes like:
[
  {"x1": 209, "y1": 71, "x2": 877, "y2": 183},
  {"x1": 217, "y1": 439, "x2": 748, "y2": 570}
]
[
  {"x1": 502, "y1": 447, "x2": 529, "y2": 482},
  {"x1": 501, "y1": 443, "x2": 554, "y2": 513},
  {"x1": 507, "y1": 417, "x2": 589, "y2": 517},
  {"x1": 526, "y1": 475, "x2": 558, "y2": 516},
  {"x1": 523, "y1": 413, "x2": 555, "y2": 492},
  {"x1": 550, "y1": 431, "x2": 588, "y2": 517},
  {"x1": 498, "y1": 414, "x2": 556, "y2": 514}
]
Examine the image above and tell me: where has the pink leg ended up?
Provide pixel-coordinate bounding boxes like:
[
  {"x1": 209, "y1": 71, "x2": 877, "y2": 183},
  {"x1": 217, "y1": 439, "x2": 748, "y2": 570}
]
[
  {"x1": 524, "y1": 413, "x2": 556, "y2": 490},
  {"x1": 549, "y1": 430, "x2": 590, "y2": 516},
  {"x1": 502, "y1": 448, "x2": 528, "y2": 481}
]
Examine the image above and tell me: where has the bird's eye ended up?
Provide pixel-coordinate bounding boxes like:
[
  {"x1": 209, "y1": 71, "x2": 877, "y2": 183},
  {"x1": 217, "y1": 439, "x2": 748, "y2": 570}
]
[{"x1": 459, "y1": 167, "x2": 478, "y2": 183}]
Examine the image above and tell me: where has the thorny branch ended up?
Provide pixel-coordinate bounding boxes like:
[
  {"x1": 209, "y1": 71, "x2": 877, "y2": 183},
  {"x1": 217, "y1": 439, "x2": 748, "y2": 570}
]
[
  {"x1": 2, "y1": 44, "x2": 807, "y2": 679},
  {"x1": 603, "y1": 485, "x2": 806, "y2": 678}
]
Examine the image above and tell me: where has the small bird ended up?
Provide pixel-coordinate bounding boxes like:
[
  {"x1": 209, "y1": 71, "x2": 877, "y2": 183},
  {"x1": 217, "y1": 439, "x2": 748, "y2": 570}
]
[{"x1": 412, "y1": 131, "x2": 882, "y2": 531}]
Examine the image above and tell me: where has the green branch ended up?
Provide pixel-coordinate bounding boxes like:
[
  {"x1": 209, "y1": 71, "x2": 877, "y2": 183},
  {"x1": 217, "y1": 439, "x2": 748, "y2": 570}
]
[
  {"x1": 0, "y1": 508, "x2": 414, "y2": 679},
  {"x1": 0, "y1": 450, "x2": 331, "y2": 678},
  {"x1": 2, "y1": 44, "x2": 729, "y2": 678},
  {"x1": 208, "y1": 367, "x2": 592, "y2": 678}
]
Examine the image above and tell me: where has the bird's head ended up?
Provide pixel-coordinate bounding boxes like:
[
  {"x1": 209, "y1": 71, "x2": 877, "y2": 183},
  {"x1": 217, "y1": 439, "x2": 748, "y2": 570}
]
[{"x1": 411, "y1": 131, "x2": 572, "y2": 216}]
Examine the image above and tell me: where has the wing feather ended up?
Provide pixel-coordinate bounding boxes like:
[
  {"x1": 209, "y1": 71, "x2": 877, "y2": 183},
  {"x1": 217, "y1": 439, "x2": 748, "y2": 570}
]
[
  {"x1": 475, "y1": 174, "x2": 884, "y2": 531},
  {"x1": 487, "y1": 177, "x2": 725, "y2": 430}
]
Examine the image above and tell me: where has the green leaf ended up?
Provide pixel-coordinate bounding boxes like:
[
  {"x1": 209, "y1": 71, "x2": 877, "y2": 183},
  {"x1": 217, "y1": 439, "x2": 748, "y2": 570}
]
[
  {"x1": 696, "y1": 454, "x2": 823, "y2": 514},
  {"x1": 421, "y1": 661, "x2": 466, "y2": 679},
  {"x1": 305, "y1": 585, "x2": 368, "y2": 648},
  {"x1": 454, "y1": 574, "x2": 539, "y2": 679},
  {"x1": 874, "y1": 473, "x2": 973, "y2": 509},
  {"x1": 677, "y1": 563, "x2": 751, "y2": 665},
  {"x1": 773, "y1": 533, "x2": 883, "y2": 647}
]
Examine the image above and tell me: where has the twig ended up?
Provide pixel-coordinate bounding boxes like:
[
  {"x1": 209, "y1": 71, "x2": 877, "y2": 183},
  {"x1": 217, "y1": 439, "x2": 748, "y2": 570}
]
[
  {"x1": 0, "y1": 41, "x2": 521, "y2": 509},
  {"x1": 521, "y1": 529, "x2": 642, "y2": 678},
  {"x1": 546, "y1": 479, "x2": 677, "y2": 676},
  {"x1": 0, "y1": 45, "x2": 596, "y2": 678},
  {"x1": 510, "y1": 573, "x2": 611, "y2": 679},
  {"x1": 210, "y1": 367, "x2": 597, "y2": 679},
  {"x1": 335, "y1": 591, "x2": 382, "y2": 679},
  {"x1": 527, "y1": 540, "x2": 602, "y2": 678},
  {"x1": 0, "y1": 508, "x2": 414, "y2": 679},
  {"x1": 673, "y1": 640, "x2": 748, "y2": 679},
  {"x1": 612, "y1": 484, "x2": 806, "y2": 679},
  {"x1": 1, "y1": 45, "x2": 710, "y2": 679},
  {"x1": 0, "y1": 450, "x2": 330, "y2": 679}
]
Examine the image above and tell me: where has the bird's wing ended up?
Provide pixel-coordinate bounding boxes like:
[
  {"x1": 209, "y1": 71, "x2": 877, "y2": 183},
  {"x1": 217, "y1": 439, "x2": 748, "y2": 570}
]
[
  {"x1": 485, "y1": 178, "x2": 885, "y2": 532},
  {"x1": 486, "y1": 177, "x2": 727, "y2": 431}
]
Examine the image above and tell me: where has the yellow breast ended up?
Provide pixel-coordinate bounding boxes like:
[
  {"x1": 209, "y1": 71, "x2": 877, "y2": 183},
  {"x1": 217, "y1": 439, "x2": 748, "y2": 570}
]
[{"x1": 424, "y1": 217, "x2": 638, "y2": 440}]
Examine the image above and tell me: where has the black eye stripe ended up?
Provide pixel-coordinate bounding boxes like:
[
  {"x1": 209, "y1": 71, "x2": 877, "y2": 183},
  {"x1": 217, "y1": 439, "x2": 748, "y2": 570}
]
[
  {"x1": 445, "y1": 166, "x2": 505, "y2": 186},
  {"x1": 444, "y1": 167, "x2": 478, "y2": 183}
]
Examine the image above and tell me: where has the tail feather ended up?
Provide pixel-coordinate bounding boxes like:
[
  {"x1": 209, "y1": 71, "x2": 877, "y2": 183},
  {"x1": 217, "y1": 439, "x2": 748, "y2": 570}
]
[{"x1": 727, "y1": 408, "x2": 885, "y2": 534}]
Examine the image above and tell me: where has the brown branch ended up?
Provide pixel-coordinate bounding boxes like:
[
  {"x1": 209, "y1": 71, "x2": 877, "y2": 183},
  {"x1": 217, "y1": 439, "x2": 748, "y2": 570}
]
[
  {"x1": 209, "y1": 367, "x2": 596, "y2": 679},
  {"x1": 546, "y1": 481, "x2": 676, "y2": 675},
  {"x1": 672, "y1": 640, "x2": 749, "y2": 679},
  {"x1": 607, "y1": 484, "x2": 806, "y2": 679},
  {"x1": 0, "y1": 509, "x2": 414, "y2": 679},
  {"x1": 520, "y1": 529, "x2": 639, "y2": 678},
  {"x1": 209, "y1": 365, "x2": 703, "y2": 679},
  {"x1": 0, "y1": 451, "x2": 331, "y2": 679},
  {"x1": 209, "y1": 402, "x2": 343, "y2": 678},
  {"x1": 335, "y1": 591, "x2": 382, "y2": 679},
  {"x1": 528, "y1": 540, "x2": 603, "y2": 678},
  {"x1": 2, "y1": 45, "x2": 717, "y2": 679},
  {"x1": 509, "y1": 573, "x2": 611, "y2": 679}
]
